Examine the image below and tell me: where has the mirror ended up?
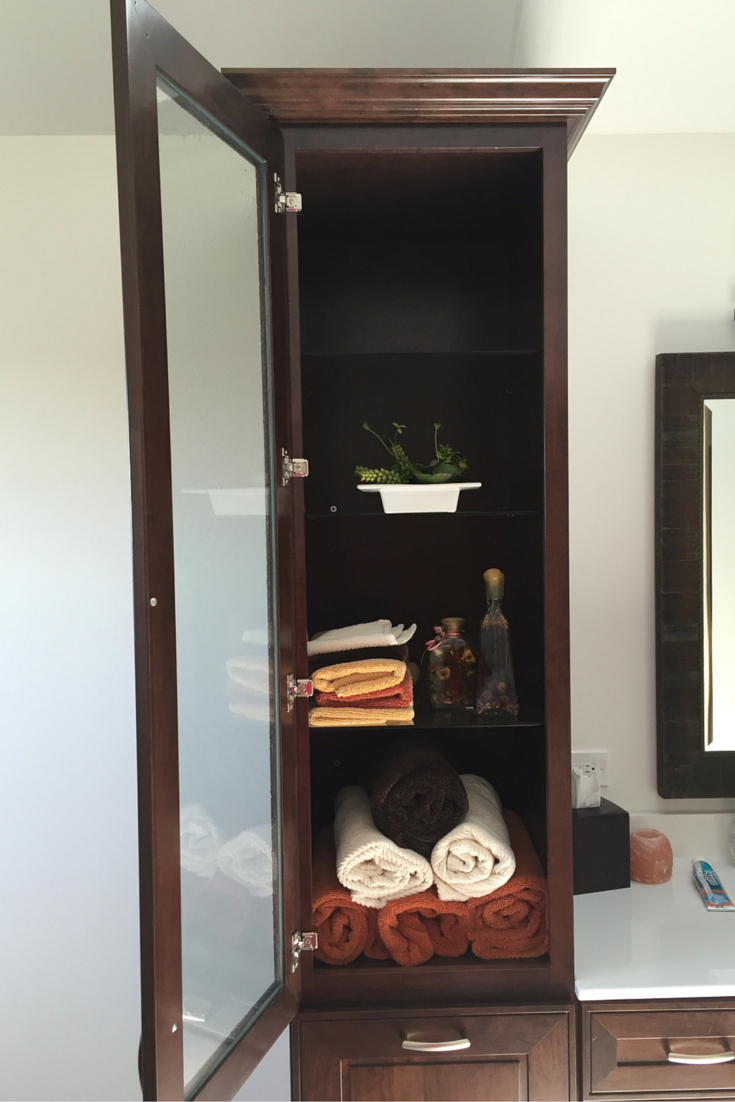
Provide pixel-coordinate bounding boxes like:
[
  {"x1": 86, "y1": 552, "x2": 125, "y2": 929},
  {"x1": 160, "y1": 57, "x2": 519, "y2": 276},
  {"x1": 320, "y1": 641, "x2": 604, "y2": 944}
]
[
  {"x1": 703, "y1": 398, "x2": 735, "y2": 752},
  {"x1": 656, "y1": 353, "x2": 735, "y2": 796}
]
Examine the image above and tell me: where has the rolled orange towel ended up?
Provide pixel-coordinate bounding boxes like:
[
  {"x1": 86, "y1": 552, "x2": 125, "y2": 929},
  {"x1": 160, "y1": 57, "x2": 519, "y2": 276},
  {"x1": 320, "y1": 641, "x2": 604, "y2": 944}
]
[
  {"x1": 377, "y1": 887, "x2": 471, "y2": 967},
  {"x1": 364, "y1": 911, "x2": 391, "y2": 960},
  {"x1": 312, "y1": 830, "x2": 370, "y2": 965},
  {"x1": 467, "y1": 810, "x2": 549, "y2": 960}
]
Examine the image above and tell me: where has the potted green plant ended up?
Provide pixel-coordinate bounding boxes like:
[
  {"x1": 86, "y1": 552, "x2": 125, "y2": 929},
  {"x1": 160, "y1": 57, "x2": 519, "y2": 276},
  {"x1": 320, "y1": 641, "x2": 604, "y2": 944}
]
[{"x1": 355, "y1": 422, "x2": 481, "y2": 513}]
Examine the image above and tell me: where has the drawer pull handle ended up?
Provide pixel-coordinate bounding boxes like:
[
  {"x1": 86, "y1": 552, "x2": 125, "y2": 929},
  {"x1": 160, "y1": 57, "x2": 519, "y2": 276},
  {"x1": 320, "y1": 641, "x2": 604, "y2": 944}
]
[
  {"x1": 402, "y1": 1037, "x2": 471, "y2": 1052},
  {"x1": 667, "y1": 1044, "x2": 735, "y2": 1066}
]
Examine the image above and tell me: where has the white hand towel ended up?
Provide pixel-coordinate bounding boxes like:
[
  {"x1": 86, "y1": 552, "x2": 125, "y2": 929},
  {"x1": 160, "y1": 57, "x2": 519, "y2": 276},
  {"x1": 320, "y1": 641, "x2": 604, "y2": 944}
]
[
  {"x1": 334, "y1": 786, "x2": 433, "y2": 908},
  {"x1": 217, "y1": 824, "x2": 274, "y2": 898},
  {"x1": 431, "y1": 775, "x2": 516, "y2": 901},
  {"x1": 308, "y1": 621, "x2": 417, "y2": 656},
  {"x1": 180, "y1": 803, "x2": 221, "y2": 879}
]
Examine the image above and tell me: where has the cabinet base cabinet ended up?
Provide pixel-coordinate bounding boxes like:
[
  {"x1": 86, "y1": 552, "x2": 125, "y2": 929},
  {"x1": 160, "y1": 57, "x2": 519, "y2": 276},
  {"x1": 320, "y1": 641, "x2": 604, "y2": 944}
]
[
  {"x1": 293, "y1": 1005, "x2": 576, "y2": 1101},
  {"x1": 581, "y1": 999, "x2": 735, "y2": 1101}
]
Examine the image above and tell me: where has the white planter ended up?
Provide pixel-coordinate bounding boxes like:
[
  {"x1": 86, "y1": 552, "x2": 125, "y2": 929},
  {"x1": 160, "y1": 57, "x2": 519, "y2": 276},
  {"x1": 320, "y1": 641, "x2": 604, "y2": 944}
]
[{"x1": 357, "y1": 482, "x2": 482, "y2": 514}]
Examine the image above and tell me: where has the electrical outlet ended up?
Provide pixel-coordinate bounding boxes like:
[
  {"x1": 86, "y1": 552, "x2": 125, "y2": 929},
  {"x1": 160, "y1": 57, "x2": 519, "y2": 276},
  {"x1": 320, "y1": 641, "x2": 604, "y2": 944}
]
[{"x1": 571, "y1": 751, "x2": 609, "y2": 787}]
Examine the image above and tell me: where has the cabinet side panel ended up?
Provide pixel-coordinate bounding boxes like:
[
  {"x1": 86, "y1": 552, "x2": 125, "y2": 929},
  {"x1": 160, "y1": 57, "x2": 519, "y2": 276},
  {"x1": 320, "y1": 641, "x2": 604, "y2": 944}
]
[{"x1": 540, "y1": 127, "x2": 574, "y2": 996}]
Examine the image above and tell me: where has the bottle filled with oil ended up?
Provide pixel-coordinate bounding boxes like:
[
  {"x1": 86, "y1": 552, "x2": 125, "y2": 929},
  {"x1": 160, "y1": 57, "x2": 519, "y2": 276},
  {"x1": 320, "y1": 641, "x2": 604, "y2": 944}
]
[
  {"x1": 427, "y1": 617, "x2": 477, "y2": 709},
  {"x1": 475, "y1": 569, "x2": 519, "y2": 717}
]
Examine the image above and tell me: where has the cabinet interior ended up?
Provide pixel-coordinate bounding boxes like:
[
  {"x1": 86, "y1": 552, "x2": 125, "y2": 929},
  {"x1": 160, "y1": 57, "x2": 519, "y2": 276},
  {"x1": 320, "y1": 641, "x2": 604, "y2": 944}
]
[{"x1": 295, "y1": 148, "x2": 550, "y2": 974}]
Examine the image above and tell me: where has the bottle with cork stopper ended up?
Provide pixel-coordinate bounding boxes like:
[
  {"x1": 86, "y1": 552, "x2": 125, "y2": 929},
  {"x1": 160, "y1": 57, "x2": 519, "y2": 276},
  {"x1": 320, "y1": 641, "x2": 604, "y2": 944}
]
[
  {"x1": 426, "y1": 617, "x2": 477, "y2": 709},
  {"x1": 475, "y1": 568, "x2": 520, "y2": 717}
]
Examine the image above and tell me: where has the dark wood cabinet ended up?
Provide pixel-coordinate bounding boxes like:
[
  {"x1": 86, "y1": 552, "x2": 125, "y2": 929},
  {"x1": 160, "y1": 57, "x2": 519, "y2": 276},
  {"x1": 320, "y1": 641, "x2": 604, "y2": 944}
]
[
  {"x1": 223, "y1": 67, "x2": 613, "y2": 1021},
  {"x1": 294, "y1": 1007, "x2": 575, "y2": 1101},
  {"x1": 111, "y1": 3, "x2": 613, "y2": 1093},
  {"x1": 581, "y1": 999, "x2": 735, "y2": 1100}
]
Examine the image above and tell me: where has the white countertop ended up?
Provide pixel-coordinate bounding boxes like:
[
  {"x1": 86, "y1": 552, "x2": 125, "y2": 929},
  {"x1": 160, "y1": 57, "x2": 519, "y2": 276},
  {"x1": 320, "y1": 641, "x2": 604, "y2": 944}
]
[{"x1": 575, "y1": 857, "x2": 735, "y2": 1000}]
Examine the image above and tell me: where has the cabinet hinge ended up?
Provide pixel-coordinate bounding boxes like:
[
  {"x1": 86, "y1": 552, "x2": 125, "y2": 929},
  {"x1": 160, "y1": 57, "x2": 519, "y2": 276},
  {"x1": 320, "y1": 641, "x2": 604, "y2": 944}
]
[
  {"x1": 282, "y1": 448, "x2": 309, "y2": 485},
  {"x1": 286, "y1": 674, "x2": 314, "y2": 712},
  {"x1": 274, "y1": 173, "x2": 302, "y2": 214},
  {"x1": 291, "y1": 931, "x2": 318, "y2": 972}
]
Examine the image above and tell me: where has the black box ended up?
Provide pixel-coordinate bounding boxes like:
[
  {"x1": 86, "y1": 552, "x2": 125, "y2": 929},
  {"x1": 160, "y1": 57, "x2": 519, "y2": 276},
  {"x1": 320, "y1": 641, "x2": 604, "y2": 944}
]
[{"x1": 573, "y1": 797, "x2": 630, "y2": 895}]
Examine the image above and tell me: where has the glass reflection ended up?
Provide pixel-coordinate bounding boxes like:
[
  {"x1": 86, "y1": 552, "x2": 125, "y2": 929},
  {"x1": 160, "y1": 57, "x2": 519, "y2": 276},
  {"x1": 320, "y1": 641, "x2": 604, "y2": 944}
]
[
  {"x1": 156, "y1": 76, "x2": 282, "y2": 1094},
  {"x1": 703, "y1": 397, "x2": 735, "y2": 751}
]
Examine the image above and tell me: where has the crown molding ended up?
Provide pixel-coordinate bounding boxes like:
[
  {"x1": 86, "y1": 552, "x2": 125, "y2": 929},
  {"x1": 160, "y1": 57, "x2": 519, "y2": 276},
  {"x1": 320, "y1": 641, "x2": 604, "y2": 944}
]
[{"x1": 223, "y1": 68, "x2": 615, "y2": 156}]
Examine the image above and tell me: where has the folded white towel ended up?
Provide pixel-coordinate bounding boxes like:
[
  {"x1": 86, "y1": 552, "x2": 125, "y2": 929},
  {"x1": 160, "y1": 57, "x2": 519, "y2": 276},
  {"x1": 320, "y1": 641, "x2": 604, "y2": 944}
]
[
  {"x1": 180, "y1": 804, "x2": 221, "y2": 879},
  {"x1": 228, "y1": 701, "x2": 270, "y2": 721},
  {"x1": 226, "y1": 655, "x2": 270, "y2": 695},
  {"x1": 334, "y1": 785, "x2": 432, "y2": 908},
  {"x1": 431, "y1": 775, "x2": 516, "y2": 901},
  {"x1": 217, "y1": 825, "x2": 274, "y2": 898},
  {"x1": 307, "y1": 620, "x2": 417, "y2": 656}
]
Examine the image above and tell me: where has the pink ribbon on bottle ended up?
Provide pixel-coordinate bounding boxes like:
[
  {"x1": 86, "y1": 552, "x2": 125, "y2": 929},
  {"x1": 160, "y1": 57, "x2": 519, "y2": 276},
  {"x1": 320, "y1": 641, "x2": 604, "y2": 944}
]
[{"x1": 425, "y1": 625, "x2": 460, "y2": 651}]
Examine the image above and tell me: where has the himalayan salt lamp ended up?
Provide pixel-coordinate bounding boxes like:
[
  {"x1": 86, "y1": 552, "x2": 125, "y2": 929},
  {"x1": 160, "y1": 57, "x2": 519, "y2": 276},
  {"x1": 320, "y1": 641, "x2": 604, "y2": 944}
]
[{"x1": 630, "y1": 828, "x2": 673, "y2": 884}]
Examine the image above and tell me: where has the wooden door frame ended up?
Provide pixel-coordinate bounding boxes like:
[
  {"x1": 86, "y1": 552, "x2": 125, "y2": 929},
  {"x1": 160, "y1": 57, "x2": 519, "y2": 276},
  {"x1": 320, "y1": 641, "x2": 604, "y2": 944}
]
[{"x1": 110, "y1": 1, "x2": 301, "y2": 1097}]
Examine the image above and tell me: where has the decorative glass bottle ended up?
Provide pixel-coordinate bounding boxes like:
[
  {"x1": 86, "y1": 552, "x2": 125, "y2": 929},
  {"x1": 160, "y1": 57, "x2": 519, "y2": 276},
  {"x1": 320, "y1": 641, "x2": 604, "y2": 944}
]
[
  {"x1": 427, "y1": 617, "x2": 477, "y2": 709},
  {"x1": 476, "y1": 569, "x2": 520, "y2": 717}
]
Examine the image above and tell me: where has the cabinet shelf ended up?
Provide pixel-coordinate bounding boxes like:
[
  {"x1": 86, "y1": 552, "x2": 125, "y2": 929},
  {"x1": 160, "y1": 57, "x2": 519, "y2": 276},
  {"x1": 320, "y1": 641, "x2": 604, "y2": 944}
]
[
  {"x1": 314, "y1": 951, "x2": 550, "y2": 974},
  {"x1": 301, "y1": 349, "x2": 542, "y2": 358},
  {"x1": 306, "y1": 509, "x2": 540, "y2": 520},
  {"x1": 306, "y1": 949, "x2": 554, "y2": 1009},
  {"x1": 309, "y1": 699, "x2": 544, "y2": 733}
]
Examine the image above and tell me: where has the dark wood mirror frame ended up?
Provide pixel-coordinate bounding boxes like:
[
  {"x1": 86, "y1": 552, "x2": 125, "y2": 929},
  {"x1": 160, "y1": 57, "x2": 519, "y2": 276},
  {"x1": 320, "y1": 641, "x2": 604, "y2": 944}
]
[{"x1": 656, "y1": 351, "x2": 735, "y2": 797}]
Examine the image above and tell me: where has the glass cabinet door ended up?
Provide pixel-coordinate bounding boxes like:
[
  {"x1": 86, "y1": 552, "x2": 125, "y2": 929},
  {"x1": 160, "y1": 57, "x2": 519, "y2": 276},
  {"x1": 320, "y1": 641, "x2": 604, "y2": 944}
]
[
  {"x1": 157, "y1": 78, "x2": 282, "y2": 1097},
  {"x1": 111, "y1": 3, "x2": 300, "y2": 1099}
]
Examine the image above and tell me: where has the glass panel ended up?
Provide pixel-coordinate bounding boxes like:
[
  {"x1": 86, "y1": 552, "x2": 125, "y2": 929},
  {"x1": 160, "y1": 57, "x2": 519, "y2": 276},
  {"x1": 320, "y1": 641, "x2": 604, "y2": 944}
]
[
  {"x1": 156, "y1": 77, "x2": 282, "y2": 1095},
  {"x1": 703, "y1": 397, "x2": 735, "y2": 751}
]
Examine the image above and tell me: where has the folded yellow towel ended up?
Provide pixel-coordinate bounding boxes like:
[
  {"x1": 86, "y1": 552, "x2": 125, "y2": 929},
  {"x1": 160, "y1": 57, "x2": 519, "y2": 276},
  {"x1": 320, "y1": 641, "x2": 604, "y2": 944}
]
[
  {"x1": 312, "y1": 659, "x2": 406, "y2": 698},
  {"x1": 309, "y1": 706, "x2": 415, "y2": 727}
]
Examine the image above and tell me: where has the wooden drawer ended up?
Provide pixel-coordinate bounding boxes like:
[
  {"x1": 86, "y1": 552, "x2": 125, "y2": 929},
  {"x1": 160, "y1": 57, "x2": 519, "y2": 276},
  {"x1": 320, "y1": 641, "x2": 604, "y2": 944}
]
[
  {"x1": 582, "y1": 999, "x2": 735, "y2": 1100},
  {"x1": 294, "y1": 1005, "x2": 574, "y2": 1101}
]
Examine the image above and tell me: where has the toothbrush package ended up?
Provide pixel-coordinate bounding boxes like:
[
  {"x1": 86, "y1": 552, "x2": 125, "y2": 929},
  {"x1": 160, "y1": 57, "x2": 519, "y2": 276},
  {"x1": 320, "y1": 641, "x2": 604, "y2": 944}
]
[{"x1": 692, "y1": 859, "x2": 735, "y2": 911}]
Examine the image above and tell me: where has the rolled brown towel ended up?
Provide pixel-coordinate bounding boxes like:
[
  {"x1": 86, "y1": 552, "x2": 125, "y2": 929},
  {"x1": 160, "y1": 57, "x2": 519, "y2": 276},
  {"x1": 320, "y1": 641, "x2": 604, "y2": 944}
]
[{"x1": 369, "y1": 742, "x2": 469, "y2": 858}]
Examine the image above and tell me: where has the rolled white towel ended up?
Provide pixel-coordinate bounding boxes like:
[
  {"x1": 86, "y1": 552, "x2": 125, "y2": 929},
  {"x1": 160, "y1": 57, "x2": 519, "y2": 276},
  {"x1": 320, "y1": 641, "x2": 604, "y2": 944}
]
[
  {"x1": 180, "y1": 803, "x2": 221, "y2": 879},
  {"x1": 334, "y1": 786, "x2": 432, "y2": 908},
  {"x1": 431, "y1": 775, "x2": 516, "y2": 901},
  {"x1": 217, "y1": 824, "x2": 274, "y2": 898},
  {"x1": 307, "y1": 620, "x2": 417, "y2": 656}
]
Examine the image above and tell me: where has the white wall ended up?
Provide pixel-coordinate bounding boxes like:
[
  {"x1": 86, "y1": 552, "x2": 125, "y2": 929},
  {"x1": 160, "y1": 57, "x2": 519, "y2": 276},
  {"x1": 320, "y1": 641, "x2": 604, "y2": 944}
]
[
  {"x1": 0, "y1": 136, "x2": 140, "y2": 1099},
  {"x1": 3, "y1": 5, "x2": 735, "y2": 1101},
  {"x1": 568, "y1": 133, "x2": 735, "y2": 816}
]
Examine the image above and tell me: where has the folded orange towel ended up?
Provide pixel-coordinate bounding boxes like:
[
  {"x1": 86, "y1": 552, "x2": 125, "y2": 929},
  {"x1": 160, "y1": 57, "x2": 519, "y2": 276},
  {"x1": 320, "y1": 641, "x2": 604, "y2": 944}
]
[
  {"x1": 467, "y1": 810, "x2": 549, "y2": 960},
  {"x1": 377, "y1": 886, "x2": 471, "y2": 967},
  {"x1": 312, "y1": 830, "x2": 370, "y2": 965},
  {"x1": 312, "y1": 659, "x2": 406, "y2": 698},
  {"x1": 316, "y1": 668, "x2": 413, "y2": 709},
  {"x1": 308, "y1": 706, "x2": 414, "y2": 726}
]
